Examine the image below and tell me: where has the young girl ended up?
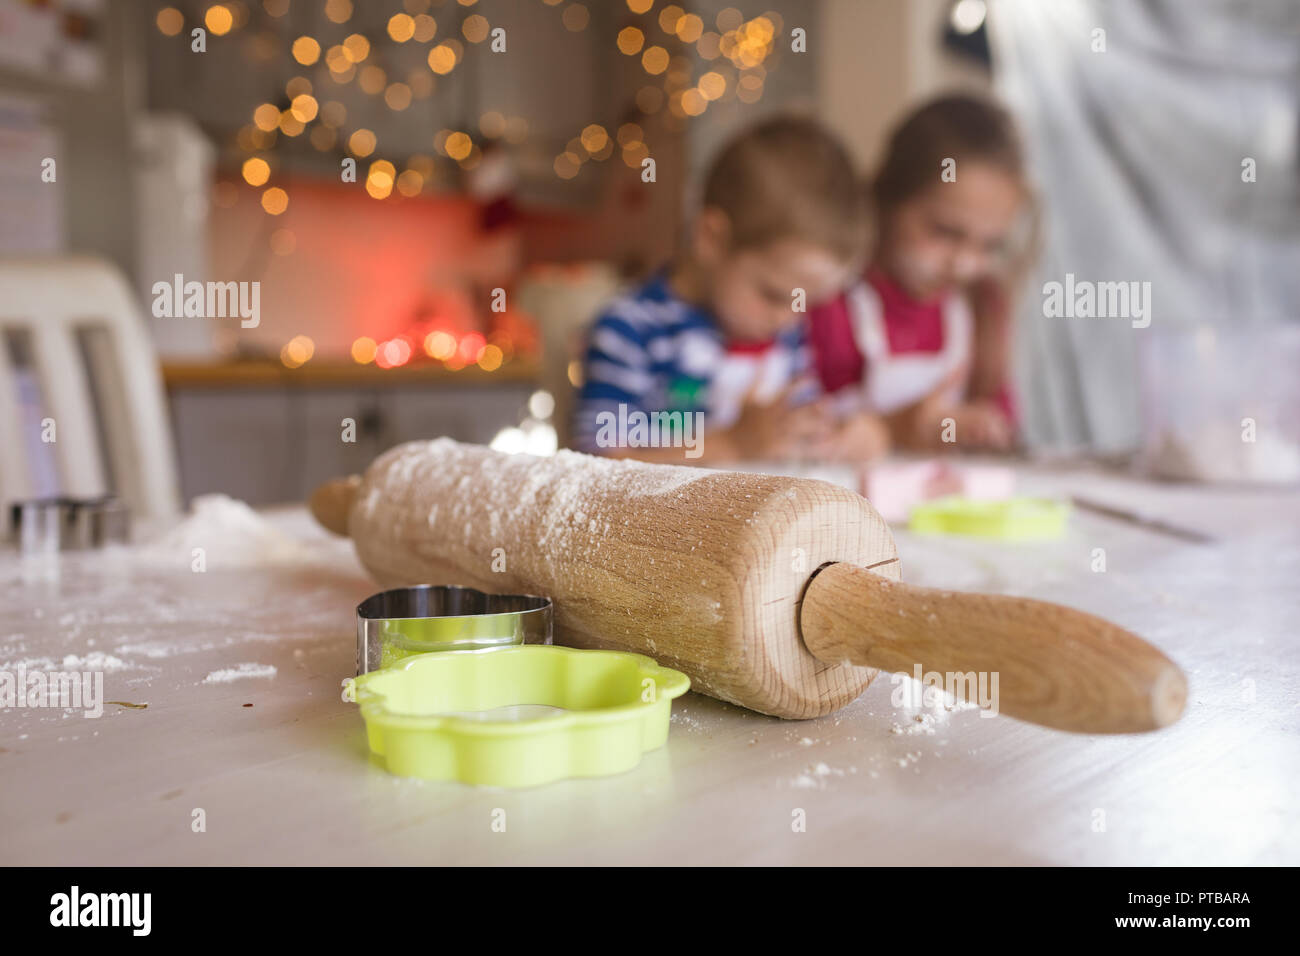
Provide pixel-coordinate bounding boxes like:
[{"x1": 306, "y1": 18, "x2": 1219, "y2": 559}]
[{"x1": 809, "y1": 94, "x2": 1034, "y2": 451}]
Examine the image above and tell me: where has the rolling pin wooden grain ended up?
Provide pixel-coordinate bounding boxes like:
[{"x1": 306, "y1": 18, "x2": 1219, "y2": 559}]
[{"x1": 312, "y1": 439, "x2": 1186, "y2": 733}]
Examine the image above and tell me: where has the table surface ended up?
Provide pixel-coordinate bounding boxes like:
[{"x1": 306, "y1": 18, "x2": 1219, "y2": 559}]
[{"x1": 2, "y1": 461, "x2": 1297, "y2": 865}]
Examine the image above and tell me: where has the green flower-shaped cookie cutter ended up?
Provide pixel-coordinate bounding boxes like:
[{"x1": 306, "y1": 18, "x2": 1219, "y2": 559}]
[
  {"x1": 349, "y1": 645, "x2": 691, "y2": 788},
  {"x1": 909, "y1": 495, "x2": 1071, "y2": 541}
]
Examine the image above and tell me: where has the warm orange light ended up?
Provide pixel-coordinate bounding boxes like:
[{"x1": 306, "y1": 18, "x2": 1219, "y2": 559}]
[
  {"x1": 616, "y1": 26, "x2": 644, "y2": 55},
  {"x1": 413, "y1": 13, "x2": 437, "y2": 42},
  {"x1": 641, "y1": 46, "x2": 669, "y2": 75},
  {"x1": 252, "y1": 103, "x2": 279, "y2": 132},
  {"x1": 462, "y1": 14, "x2": 489, "y2": 42},
  {"x1": 324, "y1": 0, "x2": 352, "y2": 25},
  {"x1": 675, "y1": 13, "x2": 703, "y2": 42},
  {"x1": 554, "y1": 153, "x2": 580, "y2": 180},
  {"x1": 384, "y1": 82, "x2": 412, "y2": 111},
  {"x1": 351, "y1": 337, "x2": 378, "y2": 364},
  {"x1": 348, "y1": 129, "x2": 377, "y2": 157},
  {"x1": 658, "y1": 4, "x2": 684, "y2": 34},
  {"x1": 396, "y1": 169, "x2": 424, "y2": 197},
  {"x1": 698, "y1": 71, "x2": 726, "y2": 101},
  {"x1": 681, "y1": 88, "x2": 707, "y2": 116},
  {"x1": 423, "y1": 330, "x2": 456, "y2": 360},
  {"x1": 580, "y1": 124, "x2": 608, "y2": 154},
  {"x1": 325, "y1": 44, "x2": 350, "y2": 71},
  {"x1": 241, "y1": 156, "x2": 271, "y2": 186},
  {"x1": 427, "y1": 44, "x2": 456, "y2": 74},
  {"x1": 290, "y1": 94, "x2": 318, "y2": 122},
  {"x1": 261, "y1": 187, "x2": 289, "y2": 215},
  {"x1": 477, "y1": 344, "x2": 504, "y2": 371},
  {"x1": 343, "y1": 33, "x2": 370, "y2": 62},
  {"x1": 746, "y1": 16, "x2": 775, "y2": 42},
  {"x1": 281, "y1": 335, "x2": 315, "y2": 368},
  {"x1": 617, "y1": 122, "x2": 643, "y2": 146},
  {"x1": 444, "y1": 131, "x2": 472, "y2": 161},
  {"x1": 626, "y1": 0, "x2": 652, "y2": 13},
  {"x1": 622, "y1": 141, "x2": 649, "y2": 167},
  {"x1": 205, "y1": 5, "x2": 233, "y2": 36},
  {"x1": 156, "y1": 8, "x2": 184, "y2": 36},
  {"x1": 366, "y1": 160, "x2": 396, "y2": 199},
  {"x1": 278, "y1": 110, "x2": 305, "y2": 136},
  {"x1": 387, "y1": 13, "x2": 415, "y2": 41},
  {"x1": 359, "y1": 65, "x2": 387, "y2": 94},
  {"x1": 716, "y1": 7, "x2": 743, "y2": 31},
  {"x1": 291, "y1": 36, "x2": 320, "y2": 65}
]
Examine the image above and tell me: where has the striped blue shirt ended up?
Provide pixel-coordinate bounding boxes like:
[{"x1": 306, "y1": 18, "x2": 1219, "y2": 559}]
[{"x1": 572, "y1": 272, "x2": 811, "y2": 453}]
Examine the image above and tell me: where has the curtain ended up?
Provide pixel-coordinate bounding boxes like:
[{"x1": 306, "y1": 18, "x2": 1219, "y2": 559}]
[{"x1": 988, "y1": 0, "x2": 1300, "y2": 453}]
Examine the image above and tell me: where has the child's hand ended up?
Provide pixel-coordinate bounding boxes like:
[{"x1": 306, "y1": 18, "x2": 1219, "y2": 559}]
[
  {"x1": 890, "y1": 395, "x2": 1013, "y2": 451},
  {"x1": 724, "y1": 379, "x2": 834, "y2": 461},
  {"x1": 809, "y1": 412, "x2": 891, "y2": 463},
  {"x1": 949, "y1": 400, "x2": 1014, "y2": 450}
]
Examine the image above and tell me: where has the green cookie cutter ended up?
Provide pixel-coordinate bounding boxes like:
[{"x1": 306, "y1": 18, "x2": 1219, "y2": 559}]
[
  {"x1": 909, "y1": 495, "x2": 1071, "y2": 541},
  {"x1": 350, "y1": 645, "x2": 691, "y2": 788}
]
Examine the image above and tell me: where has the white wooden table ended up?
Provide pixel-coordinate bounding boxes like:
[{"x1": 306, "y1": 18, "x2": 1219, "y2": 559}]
[{"x1": 2, "y1": 464, "x2": 1296, "y2": 865}]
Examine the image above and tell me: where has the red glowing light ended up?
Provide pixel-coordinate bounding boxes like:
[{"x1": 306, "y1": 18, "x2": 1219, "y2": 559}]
[
  {"x1": 375, "y1": 337, "x2": 413, "y2": 368},
  {"x1": 457, "y1": 331, "x2": 486, "y2": 363}
]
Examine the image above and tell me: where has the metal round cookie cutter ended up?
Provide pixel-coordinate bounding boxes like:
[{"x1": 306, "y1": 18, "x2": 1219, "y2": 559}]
[
  {"x1": 356, "y1": 585, "x2": 553, "y2": 674},
  {"x1": 8, "y1": 496, "x2": 130, "y2": 553}
]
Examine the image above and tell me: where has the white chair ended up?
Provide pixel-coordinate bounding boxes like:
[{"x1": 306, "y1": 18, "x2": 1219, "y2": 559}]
[
  {"x1": 517, "y1": 264, "x2": 622, "y2": 450},
  {"x1": 0, "y1": 256, "x2": 180, "y2": 520}
]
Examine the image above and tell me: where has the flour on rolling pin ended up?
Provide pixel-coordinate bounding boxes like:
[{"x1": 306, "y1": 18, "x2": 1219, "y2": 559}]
[
  {"x1": 358, "y1": 438, "x2": 709, "y2": 559},
  {"x1": 342, "y1": 438, "x2": 899, "y2": 718},
  {"x1": 326, "y1": 438, "x2": 1186, "y2": 730}
]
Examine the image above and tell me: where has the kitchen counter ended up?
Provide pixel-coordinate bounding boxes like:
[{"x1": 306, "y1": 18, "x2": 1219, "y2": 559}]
[
  {"x1": 1, "y1": 464, "x2": 1296, "y2": 865},
  {"x1": 161, "y1": 358, "x2": 540, "y2": 390}
]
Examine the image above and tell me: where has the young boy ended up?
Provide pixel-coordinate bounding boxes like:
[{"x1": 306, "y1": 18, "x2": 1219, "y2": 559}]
[{"x1": 573, "y1": 116, "x2": 889, "y2": 465}]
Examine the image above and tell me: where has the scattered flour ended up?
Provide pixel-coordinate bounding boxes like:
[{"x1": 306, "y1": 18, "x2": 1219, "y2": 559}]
[
  {"x1": 133, "y1": 495, "x2": 318, "y2": 569},
  {"x1": 201, "y1": 662, "x2": 277, "y2": 684},
  {"x1": 60, "y1": 652, "x2": 130, "y2": 672}
]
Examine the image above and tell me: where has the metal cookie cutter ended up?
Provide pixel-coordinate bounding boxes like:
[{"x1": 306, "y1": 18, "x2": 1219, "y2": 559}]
[
  {"x1": 356, "y1": 584, "x2": 553, "y2": 674},
  {"x1": 8, "y1": 496, "x2": 130, "y2": 553}
]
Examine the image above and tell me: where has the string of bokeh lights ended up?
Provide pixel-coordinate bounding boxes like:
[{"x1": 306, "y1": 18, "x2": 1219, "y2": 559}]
[{"x1": 154, "y1": 0, "x2": 780, "y2": 370}]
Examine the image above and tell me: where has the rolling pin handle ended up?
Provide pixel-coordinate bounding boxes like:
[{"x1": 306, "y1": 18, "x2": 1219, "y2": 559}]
[
  {"x1": 799, "y1": 561, "x2": 1187, "y2": 734},
  {"x1": 309, "y1": 475, "x2": 361, "y2": 537}
]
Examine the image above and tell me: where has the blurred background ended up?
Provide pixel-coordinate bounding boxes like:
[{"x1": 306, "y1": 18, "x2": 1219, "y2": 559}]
[{"x1": 0, "y1": 0, "x2": 1297, "y2": 518}]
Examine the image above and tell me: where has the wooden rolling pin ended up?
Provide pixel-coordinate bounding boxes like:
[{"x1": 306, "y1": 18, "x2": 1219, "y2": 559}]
[{"x1": 311, "y1": 439, "x2": 1186, "y2": 733}]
